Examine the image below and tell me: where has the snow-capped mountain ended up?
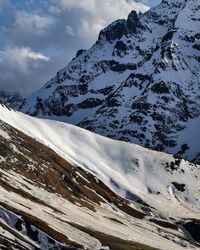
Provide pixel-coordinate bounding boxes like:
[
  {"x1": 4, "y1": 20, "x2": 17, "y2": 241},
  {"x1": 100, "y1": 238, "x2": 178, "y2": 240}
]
[
  {"x1": 0, "y1": 104, "x2": 200, "y2": 249},
  {"x1": 0, "y1": 91, "x2": 23, "y2": 109},
  {"x1": 20, "y1": 0, "x2": 200, "y2": 162}
]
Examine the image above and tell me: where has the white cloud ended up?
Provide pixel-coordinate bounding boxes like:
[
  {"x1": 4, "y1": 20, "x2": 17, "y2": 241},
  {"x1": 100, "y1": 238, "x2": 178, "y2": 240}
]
[
  {"x1": 65, "y1": 25, "x2": 74, "y2": 36},
  {"x1": 53, "y1": 0, "x2": 149, "y2": 42},
  {"x1": 22, "y1": 48, "x2": 49, "y2": 61},
  {"x1": 55, "y1": 0, "x2": 148, "y2": 13},
  {"x1": 0, "y1": 47, "x2": 51, "y2": 96},
  {"x1": 55, "y1": 0, "x2": 96, "y2": 12},
  {"x1": 0, "y1": 47, "x2": 49, "y2": 66},
  {"x1": 48, "y1": 5, "x2": 62, "y2": 14},
  {"x1": 16, "y1": 11, "x2": 56, "y2": 34},
  {"x1": 0, "y1": 0, "x2": 150, "y2": 97}
]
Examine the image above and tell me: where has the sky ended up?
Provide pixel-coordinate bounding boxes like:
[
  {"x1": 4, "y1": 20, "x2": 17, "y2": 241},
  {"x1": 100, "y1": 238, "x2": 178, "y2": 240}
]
[{"x1": 0, "y1": 0, "x2": 161, "y2": 97}]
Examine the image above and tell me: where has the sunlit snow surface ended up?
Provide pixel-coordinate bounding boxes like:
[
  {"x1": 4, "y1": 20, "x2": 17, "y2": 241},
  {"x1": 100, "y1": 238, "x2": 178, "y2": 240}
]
[{"x1": 0, "y1": 105, "x2": 200, "y2": 220}]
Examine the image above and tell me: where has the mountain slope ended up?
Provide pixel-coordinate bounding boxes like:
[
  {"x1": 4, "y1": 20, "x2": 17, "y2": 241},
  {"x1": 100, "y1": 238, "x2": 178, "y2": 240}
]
[
  {"x1": 2, "y1": 106, "x2": 200, "y2": 249},
  {"x1": 1, "y1": 105, "x2": 200, "y2": 222},
  {"x1": 0, "y1": 120, "x2": 151, "y2": 250},
  {"x1": 20, "y1": 0, "x2": 200, "y2": 162}
]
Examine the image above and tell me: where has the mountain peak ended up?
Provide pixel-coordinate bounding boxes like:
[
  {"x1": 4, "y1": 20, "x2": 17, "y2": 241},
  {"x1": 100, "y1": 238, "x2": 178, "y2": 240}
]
[
  {"x1": 98, "y1": 10, "x2": 145, "y2": 43},
  {"x1": 20, "y1": 0, "x2": 200, "y2": 162},
  {"x1": 97, "y1": 0, "x2": 189, "y2": 44}
]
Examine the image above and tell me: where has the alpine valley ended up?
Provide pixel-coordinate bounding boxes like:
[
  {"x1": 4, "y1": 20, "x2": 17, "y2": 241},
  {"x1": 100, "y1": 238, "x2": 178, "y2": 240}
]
[{"x1": 0, "y1": 0, "x2": 200, "y2": 249}]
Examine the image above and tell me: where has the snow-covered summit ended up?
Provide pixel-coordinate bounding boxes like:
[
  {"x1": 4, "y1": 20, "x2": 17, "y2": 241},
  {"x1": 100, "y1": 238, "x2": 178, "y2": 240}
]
[
  {"x1": 98, "y1": 10, "x2": 144, "y2": 44},
  {"x1": 20, "y1": 0, "x2": 200, "y2": 162}
]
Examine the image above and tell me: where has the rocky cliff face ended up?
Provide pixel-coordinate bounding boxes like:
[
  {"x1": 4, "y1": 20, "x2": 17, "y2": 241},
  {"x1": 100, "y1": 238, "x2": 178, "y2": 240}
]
[{"x1": 20, "y1": 0, "x2": 200, "y2": 162}]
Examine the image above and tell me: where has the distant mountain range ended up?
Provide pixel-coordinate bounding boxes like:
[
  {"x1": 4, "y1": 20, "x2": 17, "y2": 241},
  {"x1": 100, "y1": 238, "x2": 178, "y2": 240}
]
[{"x1": 0, "y1": 91, "x2": 23, "y2": 109}]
